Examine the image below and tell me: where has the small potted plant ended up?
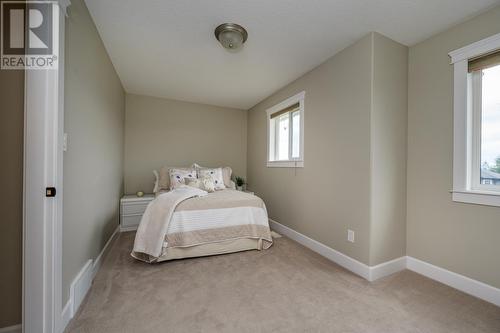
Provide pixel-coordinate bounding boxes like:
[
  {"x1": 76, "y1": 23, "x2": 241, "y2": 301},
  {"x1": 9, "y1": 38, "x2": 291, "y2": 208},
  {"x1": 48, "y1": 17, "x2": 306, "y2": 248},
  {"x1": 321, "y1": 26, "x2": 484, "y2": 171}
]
[{"x1": 234, "y1": 176, "x2": 245, "y2": 191}]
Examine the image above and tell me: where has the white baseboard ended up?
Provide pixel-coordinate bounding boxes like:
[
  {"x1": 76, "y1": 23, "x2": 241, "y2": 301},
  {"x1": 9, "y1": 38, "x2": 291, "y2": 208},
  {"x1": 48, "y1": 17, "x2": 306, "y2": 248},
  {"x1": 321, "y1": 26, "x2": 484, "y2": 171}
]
[
  {"x1": 269, "y1": 219, "x2": 500, "y2": 307},
  {"x1": 269, "y1": 219, "x2": 371, "y2": 279},
  {"x1": 60, "y1": 298, "x2": 72, "y2": 331},
  {"x1": 0, "y1": 324, "x2": 22, "y2": 333},
  {"x1": 69, "y1": 259, "x2": 93, "y2": 318},
  {"x1": 407, "y1": 256, "x2": 500, "y2": 307},
  {"x1": 62, "y1": 226, "x2": 119, "y2": 332},
  {"x1": 92, "y1": 226, "x2": 119, "y2": 279},
  {"x1": 369, "y1": 256, "x2": 407, "y2": 281},
  {"x1": 269, "y1": 219, "x2": 404, "y2": 281},
  {"x1": 119, "y1": 225, "x2": 138, "y2": 232}
]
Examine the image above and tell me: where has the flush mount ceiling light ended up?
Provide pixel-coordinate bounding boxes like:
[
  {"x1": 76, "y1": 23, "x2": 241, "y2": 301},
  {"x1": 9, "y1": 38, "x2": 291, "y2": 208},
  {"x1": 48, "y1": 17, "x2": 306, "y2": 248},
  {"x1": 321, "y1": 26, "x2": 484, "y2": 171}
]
[{"x1": 214, "y1": 23, "x2": 248, "y2": 51}]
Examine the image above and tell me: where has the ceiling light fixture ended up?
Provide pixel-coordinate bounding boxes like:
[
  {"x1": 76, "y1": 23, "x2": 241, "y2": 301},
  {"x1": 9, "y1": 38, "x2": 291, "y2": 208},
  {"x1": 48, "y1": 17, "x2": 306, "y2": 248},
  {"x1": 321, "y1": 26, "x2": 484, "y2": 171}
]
[{"x1": 214, "y1": 23, "x2": 248, "y2": 51}]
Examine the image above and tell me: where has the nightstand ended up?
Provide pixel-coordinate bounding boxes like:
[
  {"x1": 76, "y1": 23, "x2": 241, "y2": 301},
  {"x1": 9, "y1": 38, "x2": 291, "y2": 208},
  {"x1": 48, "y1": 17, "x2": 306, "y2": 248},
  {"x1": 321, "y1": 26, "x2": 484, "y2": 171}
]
[{"x1": 120, "y1": 194, "x2": 154, "y2": 232}]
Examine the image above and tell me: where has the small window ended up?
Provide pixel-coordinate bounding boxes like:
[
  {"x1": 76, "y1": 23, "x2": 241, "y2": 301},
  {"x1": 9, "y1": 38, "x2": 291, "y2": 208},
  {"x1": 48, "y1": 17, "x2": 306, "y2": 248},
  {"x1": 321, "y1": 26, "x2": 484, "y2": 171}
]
[
  {"x1": 266, "y1": 91, "x2": 305, "y2": 167},
  {"x1": 469, "y1": 52, "x2": 500, "y2": 192}
]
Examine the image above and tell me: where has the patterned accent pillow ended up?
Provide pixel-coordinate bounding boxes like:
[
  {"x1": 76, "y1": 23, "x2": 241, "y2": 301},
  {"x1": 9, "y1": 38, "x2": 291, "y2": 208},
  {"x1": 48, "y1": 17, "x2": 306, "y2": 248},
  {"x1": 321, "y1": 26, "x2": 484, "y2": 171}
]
[
  {"x1": 157, "y1": 166, "x2": 194, "y2": 192},
  {"x1": 198, "y1": 168, "x2": 226, "y2": 190},
  {"x1": 200, "y1": 176, "x2": 215, "y2": 193},
  {"x1": 169, "y1": 168, "x2": 197, "y2": 190},
  {"x1": 192, "y1": 164, "x2": 233, "y2": 188}
]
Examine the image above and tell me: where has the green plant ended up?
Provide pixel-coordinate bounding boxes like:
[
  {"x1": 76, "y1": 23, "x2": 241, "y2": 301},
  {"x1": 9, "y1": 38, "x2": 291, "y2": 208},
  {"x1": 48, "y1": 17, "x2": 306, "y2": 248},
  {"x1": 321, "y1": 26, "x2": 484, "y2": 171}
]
[
  {"x1": 234, "y1": 176, "x2": 245, "y2": 187},
  {"x1": 489, "y1": 156, "x2": 500, "y2": 173}
]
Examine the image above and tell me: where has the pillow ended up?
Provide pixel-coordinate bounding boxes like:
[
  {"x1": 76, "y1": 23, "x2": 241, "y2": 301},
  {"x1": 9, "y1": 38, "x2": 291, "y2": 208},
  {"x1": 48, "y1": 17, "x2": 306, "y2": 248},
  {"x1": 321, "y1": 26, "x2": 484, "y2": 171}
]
[
  {"x1": 157, "y1": 166, "x2": 196, "y2": 192},
  {"x1": 198, "y1": 168, "x2": 225, "y2": 190},
  {"x1": 158, "y1": 166, "x2": 171, "y2": 191},
  {"x1": 169, "y1": 168, "x2": 197, "y2": 190},
  {"x1": 185, "y1": 177, "x2": 215, "y2": 193},
  {"x1": 192, "y1": 163, "x2": 232, "y2": 188},
  {"x1": 221, "y1": 167, "x2": 232, "y2": 187},
  {"x1": 200, "y1": 176, "x2": 215, "y2": 193},
  {"x1": 184, "y1": 177, "x2": 202, "y2": 189},
  {"x1": 153, "y1": 170, "x2": 160, "y2": 193}
]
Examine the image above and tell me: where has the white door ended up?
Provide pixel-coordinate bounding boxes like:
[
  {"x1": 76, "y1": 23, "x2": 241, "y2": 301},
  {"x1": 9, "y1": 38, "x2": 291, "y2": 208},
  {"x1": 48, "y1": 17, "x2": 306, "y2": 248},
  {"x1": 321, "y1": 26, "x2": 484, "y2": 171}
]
[{"x1": 23, "y1": 1, "x2": 68, "y2": 332}]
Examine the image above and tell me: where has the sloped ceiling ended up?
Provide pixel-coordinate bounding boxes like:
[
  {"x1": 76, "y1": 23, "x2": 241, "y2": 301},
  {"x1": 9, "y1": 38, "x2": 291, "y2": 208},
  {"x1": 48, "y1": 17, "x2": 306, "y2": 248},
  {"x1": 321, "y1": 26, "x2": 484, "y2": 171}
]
[{"x1": 85, "y1": 0, "x2": 499, "y2": 109}]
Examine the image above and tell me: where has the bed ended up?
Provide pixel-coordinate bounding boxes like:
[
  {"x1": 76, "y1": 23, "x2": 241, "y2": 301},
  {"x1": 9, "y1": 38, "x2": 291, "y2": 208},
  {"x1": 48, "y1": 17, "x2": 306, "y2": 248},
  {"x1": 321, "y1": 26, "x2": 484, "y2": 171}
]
[{"x1": 131, "y1": 188, "x2": 273, "y2": 263}]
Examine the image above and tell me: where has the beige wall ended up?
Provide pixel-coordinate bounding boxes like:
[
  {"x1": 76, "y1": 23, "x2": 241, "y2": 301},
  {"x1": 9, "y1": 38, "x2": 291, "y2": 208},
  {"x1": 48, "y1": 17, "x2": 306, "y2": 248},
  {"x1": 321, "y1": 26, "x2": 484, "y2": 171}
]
[
  {"x1": 247, "y1": 33, "x2": 408, "y2": 266},
  {"x1": 63, "y1": 0, "x2": 125, "y2": 303},
  {"x1": 369, "y1": 33, "x2": 408, "y2": 265},
  {"x1": 0, "y1": 62, "x2": 23, "y2": 327},
  {"x1": 407, "y1": 7, "x2": 500, "y2": 288},
  {"x1": 124, "y1": 94, "x2": 247, "y2": 194},
  {"x1": 247, "y1": 34, "x2": 374, "y2": 264}
]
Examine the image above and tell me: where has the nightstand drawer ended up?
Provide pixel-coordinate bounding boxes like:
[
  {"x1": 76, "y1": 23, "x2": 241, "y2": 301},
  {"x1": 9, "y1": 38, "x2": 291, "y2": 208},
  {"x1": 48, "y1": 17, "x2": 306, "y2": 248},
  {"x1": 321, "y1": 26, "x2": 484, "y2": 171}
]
[
  {"x1": 121, "y1": 215, "x2": 142, "y2": 229},
  {"x1": 121, "y1": 202, "x2": 149, "y2": 215}
]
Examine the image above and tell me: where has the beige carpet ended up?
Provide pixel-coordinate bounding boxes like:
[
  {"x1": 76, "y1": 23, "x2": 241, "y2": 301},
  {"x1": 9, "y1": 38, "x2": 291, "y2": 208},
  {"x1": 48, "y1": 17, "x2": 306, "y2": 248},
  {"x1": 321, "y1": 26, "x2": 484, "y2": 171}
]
[{"x1": 66, "y1": 232, "x2": 500, "y2": 333}]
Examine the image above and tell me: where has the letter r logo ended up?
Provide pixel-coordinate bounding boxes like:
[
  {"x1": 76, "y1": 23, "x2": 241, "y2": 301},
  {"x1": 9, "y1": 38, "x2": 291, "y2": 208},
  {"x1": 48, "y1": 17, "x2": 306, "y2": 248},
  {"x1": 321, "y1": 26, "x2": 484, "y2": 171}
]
[{"x1": 2, "y1": 2, "x2": 53, "y2": 55}]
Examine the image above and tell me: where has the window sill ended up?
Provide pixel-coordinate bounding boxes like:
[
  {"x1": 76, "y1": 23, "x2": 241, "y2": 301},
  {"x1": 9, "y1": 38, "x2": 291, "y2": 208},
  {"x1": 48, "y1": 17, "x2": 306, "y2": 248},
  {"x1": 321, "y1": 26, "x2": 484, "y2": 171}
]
[
  {"x1": 267, "y1": 161, "x2": 304, "y2": 168},
  {"x1": 451, "y1": 190, "x2": 500, "y2": 207}
]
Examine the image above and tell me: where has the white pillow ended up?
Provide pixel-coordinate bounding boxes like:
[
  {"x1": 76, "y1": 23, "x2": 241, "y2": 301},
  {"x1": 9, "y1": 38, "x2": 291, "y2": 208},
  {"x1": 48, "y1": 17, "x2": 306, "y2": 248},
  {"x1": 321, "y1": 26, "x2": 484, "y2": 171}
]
[
  {"x1": 153, "y1": 170, "x2": 160, "y2": 193},
  {"x1": 157, "y1": 166, "x2": 194, "y2": 192},
  {"x1": 198, "y1": 168, "x2": 225, "y2": 190},
  {"x1": 201, "y1": 177, "x2": 216, "y2": 192},
  {"x1": 192, "y1": 163, "x2": 233, "y2": 188},
  {"x1": 169, "y1": 168, "x2": 197, "y2": 190}
]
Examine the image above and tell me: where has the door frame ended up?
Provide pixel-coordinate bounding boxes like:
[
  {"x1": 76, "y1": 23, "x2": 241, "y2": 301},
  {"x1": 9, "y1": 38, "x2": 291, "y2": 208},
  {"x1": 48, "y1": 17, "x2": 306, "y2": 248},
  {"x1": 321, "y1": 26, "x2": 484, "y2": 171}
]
[{"x1": 23, "y1": 1, "x2": 69, "y2": 332}]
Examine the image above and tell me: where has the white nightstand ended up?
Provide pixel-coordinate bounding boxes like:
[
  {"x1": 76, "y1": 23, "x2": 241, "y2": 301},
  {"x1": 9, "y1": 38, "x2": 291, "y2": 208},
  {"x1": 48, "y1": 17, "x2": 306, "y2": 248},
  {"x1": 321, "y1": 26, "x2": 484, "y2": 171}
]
[{"x1": 120, "y1": 194, "x2": 154, "y2": 232}]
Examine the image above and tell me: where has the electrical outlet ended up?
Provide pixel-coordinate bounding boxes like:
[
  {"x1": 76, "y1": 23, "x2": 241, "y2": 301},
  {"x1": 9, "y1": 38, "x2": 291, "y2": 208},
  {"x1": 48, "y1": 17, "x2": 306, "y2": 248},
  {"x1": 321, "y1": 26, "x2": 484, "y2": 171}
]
[{"x1": 347, "y1": 229, "x2": 355, "y2": 243}]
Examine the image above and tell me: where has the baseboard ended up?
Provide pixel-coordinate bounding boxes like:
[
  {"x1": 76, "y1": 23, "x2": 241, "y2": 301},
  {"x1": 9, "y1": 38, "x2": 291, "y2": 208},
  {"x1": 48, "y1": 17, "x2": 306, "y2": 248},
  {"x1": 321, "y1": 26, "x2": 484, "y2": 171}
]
[
  {"x1": 0, "y1": 324, "x2": 22, "y2": 333},
  {"x1": 369, "y1": 256, "x2": 407, "y2": 281},
  {"x1": 62, "y1": 226, "x2": 119, "y2": 332},
  {"x1": 60, "y1": 299, "x2": 72, "y2": 331},
  {"x1": 92, "y1": 226, "x2": 119, "y2": 279},
  {"x1": 69, "y1": 259, "x2": 93, "y2": 318},
  {"x1": 269, "y1": 219, "x2": 371, "y2": 279},
  {"x1": 119, "y1": 225, "x2": 138, "y2": 232},
  {"x1": 407, "y1": 256, "x2": 500, "y2": 307},
  {"x1": 269, "y1": 219, "x2": 500, "y2": 307}
]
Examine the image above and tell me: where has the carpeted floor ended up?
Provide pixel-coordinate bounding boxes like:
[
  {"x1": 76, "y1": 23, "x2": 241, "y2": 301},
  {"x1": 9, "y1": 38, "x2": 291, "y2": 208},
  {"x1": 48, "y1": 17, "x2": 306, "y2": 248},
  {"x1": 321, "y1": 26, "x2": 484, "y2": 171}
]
[{"x1": 65, "y1": 232, "x2": 500, "y2": 333}]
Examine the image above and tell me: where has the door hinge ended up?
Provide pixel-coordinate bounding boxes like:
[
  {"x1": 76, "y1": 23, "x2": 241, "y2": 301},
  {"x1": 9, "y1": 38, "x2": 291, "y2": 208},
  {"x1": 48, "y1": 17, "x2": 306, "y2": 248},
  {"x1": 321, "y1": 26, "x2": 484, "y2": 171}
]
[{"x1": 46, "y1": 187, "x2": 56, "y2": 197}]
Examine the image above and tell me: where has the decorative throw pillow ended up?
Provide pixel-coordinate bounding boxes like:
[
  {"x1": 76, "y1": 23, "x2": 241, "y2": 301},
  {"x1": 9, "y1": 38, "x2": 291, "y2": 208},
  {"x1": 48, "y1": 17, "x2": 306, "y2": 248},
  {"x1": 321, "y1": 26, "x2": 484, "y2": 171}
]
[
  {"x1": 200, "y1": 176, "x2": 215, "y2": 193},
  {"x1": 185, "y1": 176, "x2": 215, "y2": 193},
  {"x1": 192, "y1": 163, "x2": 233, "y2": 188},
  {"x1": 198, "y1": 168, "x2": 226, "y2": 190},
  {"x1": 169, "y1": 168, "x2": 197, "y2": 190},
  {"x1": 184, "y1": 177, "x2": 202, "y2": 189}
]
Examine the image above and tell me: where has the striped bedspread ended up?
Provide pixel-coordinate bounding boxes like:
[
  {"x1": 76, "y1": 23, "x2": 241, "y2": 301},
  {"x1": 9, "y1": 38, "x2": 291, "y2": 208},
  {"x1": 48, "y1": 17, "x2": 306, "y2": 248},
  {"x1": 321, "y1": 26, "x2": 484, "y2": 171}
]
[{"x1": 132, "y1": 188, "x2": 273, "y2": 263}]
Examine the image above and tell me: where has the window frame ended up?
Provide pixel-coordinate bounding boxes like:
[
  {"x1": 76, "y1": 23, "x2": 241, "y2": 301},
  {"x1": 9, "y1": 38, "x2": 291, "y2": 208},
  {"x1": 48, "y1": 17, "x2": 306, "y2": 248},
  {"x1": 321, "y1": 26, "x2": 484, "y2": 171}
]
[
  {"x1": 449, "y1": 32, "x2": 500, "y2": 207},
  {"x1": 266, "y1": 91, "x2": 305, "y2": 168}
]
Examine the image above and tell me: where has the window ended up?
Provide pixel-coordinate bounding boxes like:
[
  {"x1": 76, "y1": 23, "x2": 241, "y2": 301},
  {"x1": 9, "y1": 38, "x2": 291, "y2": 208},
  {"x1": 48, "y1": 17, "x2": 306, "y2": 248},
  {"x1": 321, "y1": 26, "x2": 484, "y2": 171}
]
[
  {"x1": 449, "y1": 33, "x2": 500, "y2": 207},
  {"x1": 470, "y1": 57, "x2": 500, "y2": 192},
  {"x1": 266, "y1": 91, "x2": 305, "y2": 167}
]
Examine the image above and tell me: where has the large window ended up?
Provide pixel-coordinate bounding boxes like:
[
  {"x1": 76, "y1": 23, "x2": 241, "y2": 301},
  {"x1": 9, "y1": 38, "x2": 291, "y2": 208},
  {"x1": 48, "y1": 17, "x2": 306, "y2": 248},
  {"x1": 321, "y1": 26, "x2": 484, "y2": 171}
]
[
  {"x1": 450, "y1": 33, "x2": 500, "y2": 207},
  {"x1": 266, "y1": 91, "x2": 305, "y2": 167},
  {"x1": 470, "y1": 57, "x2": 500, "y2": 191}
]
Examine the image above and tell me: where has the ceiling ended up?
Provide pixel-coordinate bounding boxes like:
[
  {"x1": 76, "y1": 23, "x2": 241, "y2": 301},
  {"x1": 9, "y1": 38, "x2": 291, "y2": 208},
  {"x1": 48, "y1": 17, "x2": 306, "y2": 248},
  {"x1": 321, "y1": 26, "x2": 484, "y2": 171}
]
[{"x1": 84, "y1": 0, "x2": 499, "y2": 110}]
